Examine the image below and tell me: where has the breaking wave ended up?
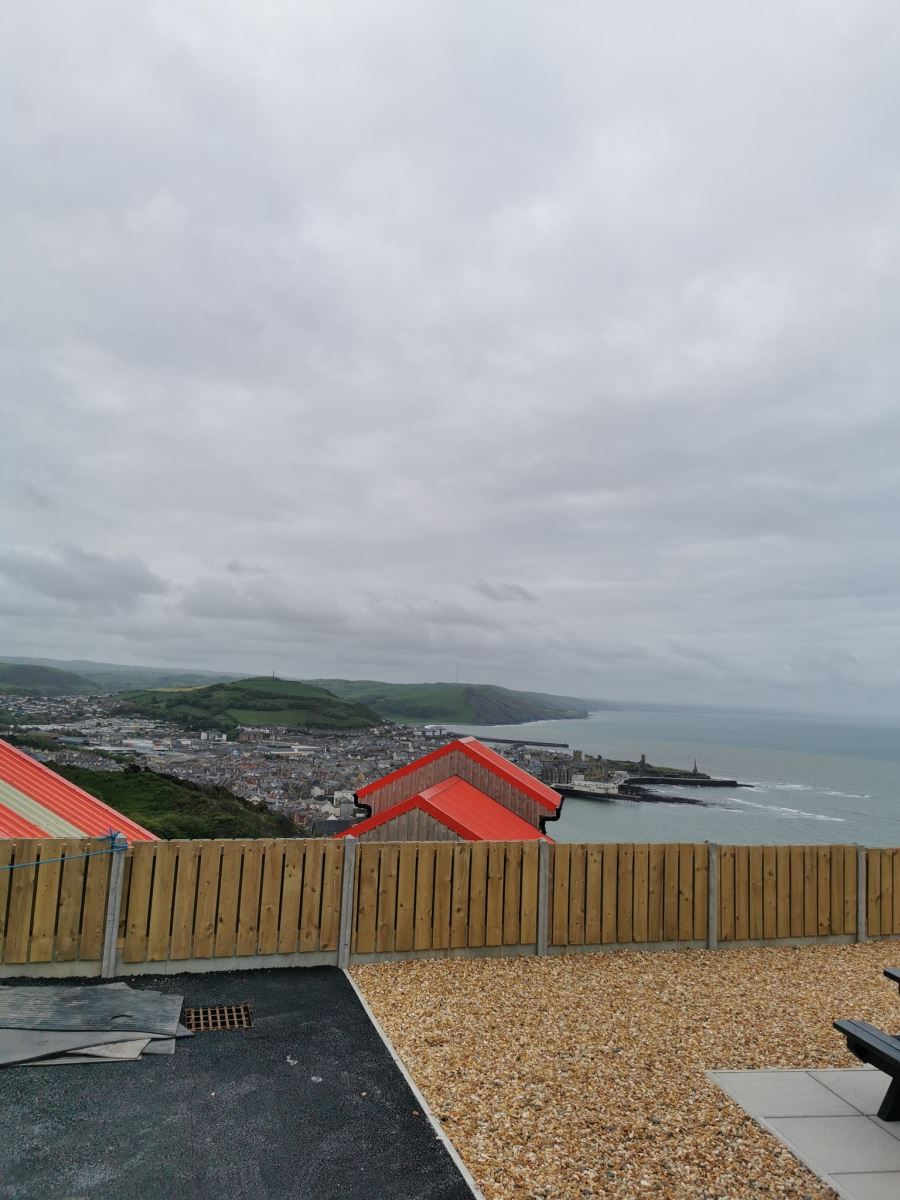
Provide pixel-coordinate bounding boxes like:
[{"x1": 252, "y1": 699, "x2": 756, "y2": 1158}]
[{"x1": 723, "y1": 796, "x2": 846, "y2": 823}]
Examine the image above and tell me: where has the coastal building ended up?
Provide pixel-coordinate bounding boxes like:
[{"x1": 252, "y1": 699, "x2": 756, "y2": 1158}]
[{"x1": 335, "y1": 736, "x2": 563, "y2": 843}]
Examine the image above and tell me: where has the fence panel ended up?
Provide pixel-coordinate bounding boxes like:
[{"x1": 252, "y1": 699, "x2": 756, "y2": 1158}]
[
  {"x1": 5, "y1": 838, "x2": 897, "y2": 972},
  {"x1": 0, "y1": 838, "x2": 113, "y2": 965}
]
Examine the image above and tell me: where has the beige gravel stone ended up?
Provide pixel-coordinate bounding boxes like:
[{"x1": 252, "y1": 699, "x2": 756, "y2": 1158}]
[{"x1": 354, "y1": 942, "x2": 900, "y2": 1199}]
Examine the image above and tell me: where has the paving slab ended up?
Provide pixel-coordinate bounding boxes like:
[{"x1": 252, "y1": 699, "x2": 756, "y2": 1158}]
[
  {"x1": 0, "y1": 968, "x2": 476, "y2": 1200},
  {"x1": 711, "y1": 1068, "x2": 900, "y2": 1200}
]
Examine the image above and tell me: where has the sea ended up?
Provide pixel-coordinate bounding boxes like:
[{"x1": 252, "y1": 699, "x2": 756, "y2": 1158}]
[{"x1": 451, "y1": 707, "x2": 900, "y2": 846}]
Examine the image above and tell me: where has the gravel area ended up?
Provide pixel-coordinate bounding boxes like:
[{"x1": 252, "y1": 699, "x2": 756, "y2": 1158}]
[{"x1": 354, "y1": 942, "x2": 900, "y2": 1199}]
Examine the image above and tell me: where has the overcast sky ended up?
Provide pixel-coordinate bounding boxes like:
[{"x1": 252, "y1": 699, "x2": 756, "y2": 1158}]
[{"x1": 2, "y1": 3, "x2": 900, "y2": 716}]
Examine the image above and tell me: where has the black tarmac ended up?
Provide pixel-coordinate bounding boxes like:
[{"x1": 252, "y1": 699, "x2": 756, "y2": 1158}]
[{"x1": 0, "y1": 967, "x2": 475, "y2": 1200}]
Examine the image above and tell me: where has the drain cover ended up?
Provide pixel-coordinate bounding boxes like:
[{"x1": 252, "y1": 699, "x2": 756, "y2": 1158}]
[{"x1": 183, "y1": 1003, "x2": 252, "y2": 1032}]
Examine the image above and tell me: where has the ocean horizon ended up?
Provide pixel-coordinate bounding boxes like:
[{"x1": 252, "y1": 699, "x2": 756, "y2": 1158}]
[{"x1": 452, "y1": 706, "x2": 900, "y2": 847}]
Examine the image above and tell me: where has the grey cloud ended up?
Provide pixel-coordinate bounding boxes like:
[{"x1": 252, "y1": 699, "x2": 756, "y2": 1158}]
[
  {"x1": 473, "y1": 580, "x2": 538, "y2": 604},
  {"x1": 2, "y1": 2, "x2": 900, "y2": 714},
  {"x1": 0, "y1": 546, "x2": 169, "y2": 614}
]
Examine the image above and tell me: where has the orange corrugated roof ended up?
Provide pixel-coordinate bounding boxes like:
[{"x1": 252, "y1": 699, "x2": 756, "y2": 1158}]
[
  {"x1": 357, "y1": 736, "x2": 561, "y2": 813},
  {"x1": 337, "y1": 775, "x2": 551, "y2": 841},
  {"x1": 0, "y1": 805, "x2": 46, "y2": 838},
  {"x1": 0, "y1": 739, "x2": 157, "y2": 842}
]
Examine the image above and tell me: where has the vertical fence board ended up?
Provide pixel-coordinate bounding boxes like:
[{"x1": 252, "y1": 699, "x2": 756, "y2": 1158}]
[
  {"x1": 664, "y1": 844, "x2": 679, "y2": 942},
  {"x1": 0, "y1": 840, "x2": 13, "y2": 959},
  {"x1": 432, "y1": 844, "x2": 453, "y2": 950},
  {"x1": 354, "y1": 843, "x2": 380, "y2": 954},
  {"x1": 894, "y1": 850, "x2": 900, "y2": 936},
  {"x1": 648, "y1": 845, "x2": 664, "y2": 943},
  {"x1": 775, "y1": 846, "x2": 790, "y2": 938},
  {"x1": 374, "y1": 844, "x2": 398, "y2": 954},
  {"x1": 734, "y1": 846, "x2": 749, "y2": 942},
  {"x1": 4, "y1": 841, "x2": 38, "y2": 964},
  {"x1": 803, "y1": 846, "x2": 817, "y2": 938},
  {"x1": 568, "y1": 845, "x2": 586, "y2": 946},
  {"x1": 867, "y1": 849, "x2": 881, "y2": 937},
  {"x1": 789, "y1": 847, "x2": 804, "y2": 937},
  {"x1": 170, "y1": 841, "x2": 201, "y2": 960},
  {"x1": 193, "y1": 842, "x2": 222, "y2": 959},
  {"x1": 147, "y1": 841, "x2": 177, "y2": 962},
  {"x1": 693, "y1": 844, "x2": 708, "y2": 942},
  {"x1": 299, "y1": 840, "x2": 325, "y2": 953},
  {"x1": 79, "y1": 845, "x2": 111, "y2": 962},
  {"x1": 257, "y1": 841, "x2": 284, "y2": 957},
  {"x1": 829, "y1": 845, "x2": 844, "y2": 936},
  {"x1": 55, "y1": 841, "x2": 88, "y2": 961},
  {"x1": 748, "y1": 845, "x2": 763, "y2": 942},
  {"x1": 123, "y1": 843, "x2": 155, "y2": 963},
  {"x1": 214, "y1": 842, "x2": 243, "y2": 958},
  {"x1": 413, "y1": 845, "x2": 435, "y2": 951},
  {"x1": 520, "y1": 842, "x2": 539, "y2": 945},
  {"x1": 585, "y1": 844, "x2": 603, "y2": 944},
  {"x1": 320, "y1": 839, "x2": 344, "y2": 951},
  {"x1": 29, "y1": 840, "x2": 64, "y2": 963},
  {"x1": 817, "y1": 847, "x2": 831, "y2": 936},
  {"x1": 601, "y1": 845, "x2": 618, "y2": 943},
  {"x1": 485, "y1": 843, "x2": 505, "y2": 947},
  {"x1": 759, "y1": 846, "x2": 776, "y2": 940},
  {"x1": 551, "y1": 844, "x2": 570, "y2": 947},
  {"x1": 503, "y1": 842, "x2": 523, "y2": 946},
  {"x1": 719, "y1": 846, "x2": 735, "y2": 942},
  {"x1": 235, "y1": 842, "x2": 264, "y2": 957},
  {"x1": 617, "y1": 845, "x2": 634, "y2": 944},
  {"x1": 678, "y1": 844, "x2": 694, "y2": 941},
  {"x1": 395, "y1": 843, "x2": 418, "y2": 952},
  {"x1": 632, "y1": 844, "x2": 648, "y2": 943},
  {"x1": 466, "y1": 842, "x2": 487, "y2": 948},
  {"x1": 844, "y1": 846, "x2": 857, "y2": 935},
  {"x1": 277, "y1": 841, "x2": 305, "y2": 955},
  {"x1": 449, "y1": 844, "x2": 471, "y2": 950},
  {"x1": 881, "y1": 849, "x2": 893, "y2": 938}
]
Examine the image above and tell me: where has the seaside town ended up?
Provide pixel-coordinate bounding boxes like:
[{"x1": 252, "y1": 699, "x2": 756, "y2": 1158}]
[{"x1": 0, "y1": 687, "x2": 594, "y2": 834}]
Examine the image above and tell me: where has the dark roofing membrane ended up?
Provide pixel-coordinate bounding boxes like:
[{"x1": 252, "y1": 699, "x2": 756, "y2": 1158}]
[{"x1": 0, "y1": 967, "x2": 475, "y2": 1200}]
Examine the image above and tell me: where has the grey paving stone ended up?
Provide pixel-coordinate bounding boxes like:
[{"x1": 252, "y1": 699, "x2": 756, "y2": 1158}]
[
  {"x1": 810, "y1": 1069, "x2": 894, "y2": 1117},
  {"x1": 712, "y1": 1070, "x2": 856, "y2": 1117},
  {"x1": 766, "y1": 1115, "x2": 900, "y2": 1174},
  {"x1": 830, "y1": 1172, "x2": 900, "y2": 1200}
]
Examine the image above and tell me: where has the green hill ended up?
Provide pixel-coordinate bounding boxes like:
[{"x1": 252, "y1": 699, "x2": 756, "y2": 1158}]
[
  {"x1": 306, "y1": 680, "x2": 598, "y2": 724},
  {"x1": 0, "y1": 663, "x2": 95, "y2": 695},
  {"x1": 117, "y1": 677, "x2": 381, "y2": 732},
  {"x1": 53, "y1": 764, "x2": 298, "y2": 840},
  {"x1": 0, "y1": 656, "x2": 240, "y2": 693}
]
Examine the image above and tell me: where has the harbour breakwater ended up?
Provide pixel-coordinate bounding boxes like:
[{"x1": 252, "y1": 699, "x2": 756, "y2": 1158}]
[{"x1": 558, "y1": 777, "x2": 750, "y2": 806}]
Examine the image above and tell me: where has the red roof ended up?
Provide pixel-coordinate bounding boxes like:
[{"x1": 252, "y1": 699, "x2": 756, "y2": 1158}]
[
  {"x1": 357, "y1": 736, "x2": 561, "y2": 813},
  {"x1": 337, "y1": 776, "x2": 550, "y2": 841},
  {"x1": 0, "y1": 739, "x2": 157, "y2": 842}
]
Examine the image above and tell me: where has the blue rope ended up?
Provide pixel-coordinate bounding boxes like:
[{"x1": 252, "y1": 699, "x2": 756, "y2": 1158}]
[{"x1": 0, "y1": 831, "x2": 128, "y2": 872}]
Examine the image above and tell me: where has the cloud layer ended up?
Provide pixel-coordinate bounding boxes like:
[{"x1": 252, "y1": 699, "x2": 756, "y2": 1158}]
[{"x1": 2, "y1": 2, "x2": 900, "y2": 714}]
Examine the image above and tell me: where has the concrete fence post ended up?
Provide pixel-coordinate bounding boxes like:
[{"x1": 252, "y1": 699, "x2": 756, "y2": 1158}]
[
  {"x1": 338, "y1": 837, "x2": 358, "y2": 969},
  {"x1": 536, "y1": 839, "x2": 550, "y2": 956},
  {"x1": 856, "y1": 845, "x2": 867, "y2": 943},
  {"x1": 100, "y1": 835, "x2": 128, "y2": 979},
  {"x1": 706, "y1": 842, "x2": 718, "y2": 950}
]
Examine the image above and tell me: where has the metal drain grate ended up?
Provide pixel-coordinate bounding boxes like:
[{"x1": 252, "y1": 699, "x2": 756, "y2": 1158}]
[{"x1": 183, "y1": 1003, "x2": 252, "y2": 1032}]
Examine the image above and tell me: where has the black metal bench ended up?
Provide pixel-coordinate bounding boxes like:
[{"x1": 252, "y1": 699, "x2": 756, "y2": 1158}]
[
  {"x1": 885, "y1": 967, "x2": 900, "y2": 994},
  {"x1": 833, "y1": 1019, "x2": 900, "y2": 1120}
]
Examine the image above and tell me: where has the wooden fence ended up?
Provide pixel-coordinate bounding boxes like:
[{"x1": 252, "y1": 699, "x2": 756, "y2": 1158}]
[{"x1": 1, "y1": 839, "x2": 899, "y2": 973}]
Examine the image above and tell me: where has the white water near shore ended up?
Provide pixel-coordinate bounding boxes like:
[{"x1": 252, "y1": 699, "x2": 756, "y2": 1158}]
[{"x1": 452, "y1": 707, "x2": 900, "y2": 845}]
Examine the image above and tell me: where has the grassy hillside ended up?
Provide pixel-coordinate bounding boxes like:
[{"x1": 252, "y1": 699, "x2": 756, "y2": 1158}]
[
  {"x1": 307, "y1": 680, "x2": 596, "y2": 724},
  {"x1": 0, "y1": 663, "x2": 95, "y2": 695},
  {"x1": 0, "y1": 656, "x2": 241, "y2": 692},
  {"x1": 117, "y1": 677, "x2": 381, "y2": 732},
  {"x1": 54, "y1": 764, "x2": 299, "y2": 840}
]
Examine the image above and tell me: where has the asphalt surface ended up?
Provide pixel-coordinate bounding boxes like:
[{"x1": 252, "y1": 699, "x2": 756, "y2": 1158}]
[{"x1": 0, "y1": 968, "x2": 475, "y2": 1200}]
